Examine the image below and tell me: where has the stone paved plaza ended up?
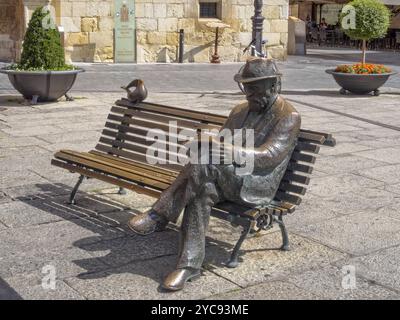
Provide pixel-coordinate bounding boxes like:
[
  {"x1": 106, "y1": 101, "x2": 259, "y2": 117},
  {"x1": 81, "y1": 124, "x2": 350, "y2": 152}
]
[{"x1": 1, "y1": 49, "x2": 400, "y2": 299}]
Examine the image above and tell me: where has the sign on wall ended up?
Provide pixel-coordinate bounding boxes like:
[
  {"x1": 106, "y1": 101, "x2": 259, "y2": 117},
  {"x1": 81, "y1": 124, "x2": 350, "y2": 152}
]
[{"x1": 114, "y1": 0, "x2": 136, "y2": 63}]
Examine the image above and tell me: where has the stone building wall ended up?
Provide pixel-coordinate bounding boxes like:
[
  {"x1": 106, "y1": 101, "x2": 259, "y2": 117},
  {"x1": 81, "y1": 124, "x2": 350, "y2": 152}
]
[
  {"x1": 56, "y1": 0, "x2": 114, "y2": 63},
  {"x1": 0, "y1": 0, "x2": 25, "y2": 62},
  {"x1": 1, "y1": 0, "x2": 289, "y2": 63},
  {"x1": 136, "y1": 0, "x2": 289, "y2": 63}
]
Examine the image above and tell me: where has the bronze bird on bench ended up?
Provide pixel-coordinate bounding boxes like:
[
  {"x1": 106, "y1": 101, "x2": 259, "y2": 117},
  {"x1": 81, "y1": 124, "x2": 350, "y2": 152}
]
[{"x1": 121, "y1": 79, "x2": 148, "y2": 104}]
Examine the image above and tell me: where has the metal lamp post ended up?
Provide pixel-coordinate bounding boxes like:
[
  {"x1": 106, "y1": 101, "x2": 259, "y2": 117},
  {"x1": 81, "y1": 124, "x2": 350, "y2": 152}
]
[{"x1": 252, "y1": 0, "x2": 265, "y2": 56}]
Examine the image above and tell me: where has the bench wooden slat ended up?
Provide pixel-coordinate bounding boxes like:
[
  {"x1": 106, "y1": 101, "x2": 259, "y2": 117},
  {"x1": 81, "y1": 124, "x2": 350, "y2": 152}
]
[
  {"x1": 282, "y1": 172, "x2": 310, "y2": 185},
  {"x1": 292, "y1": 151, "x2": 316, "y2": 164},
  {"x1": 56, "y1": 150, "x2": 177, "y2": 184},
  {"x1": 105, "y1": 122, "x2": 150, "y2": 137},
  {"x1": 111, "y1": 106, "x2": 221, "y2": 131},
  {"x1": 98, "y1": 137, "x2": 187, "y2": 162},
  {"x1": 298, "y1": 131, "x2": 326, "y2": 144},
  {"x1": 301, "y1": 129, "x2": 333, "y2": 140},
  {"x1": 51, "y1": 159, "x2": 163, "y2": 198},
  {"x1": 213, "y1": 202, "x2": 259, "y2": 219},
  {"x1": 270, "y1": 201, "x2": 296, "y2": 214},
  {"x1": 89, "y1": 150, "x2": 179, "y2": 176},
  {"x1": 278, "y1": 182, "x2": 307, "y2": 195},
  {"x1": 295, "y1": 142, "x2": 320, "y2": 154},
  {"x1": 54, "y1": 151, "x2": 171, "y2": 190},
  {"x1": 275, "y1": 191, "x2": 302, "y2": 205},
  {"x1": 117, "y1": 99, "x2": 227, "y2": 125},
  {"x1": 107, "y1": 114, "x2": 182, "y2": 134},
  {"x1": 101, "y1": 129, "x2": 188, "y2": 151},
  {"x1": 287, "y1": 161, "x2": 313, "y2": 174},
  {"x1": 95, "y1": 144, "x2": 184, "y2": 171}
]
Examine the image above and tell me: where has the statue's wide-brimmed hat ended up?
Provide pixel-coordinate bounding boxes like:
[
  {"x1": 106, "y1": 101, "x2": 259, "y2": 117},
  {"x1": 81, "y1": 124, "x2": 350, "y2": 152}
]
[{"x1": 234, "y1": 58, "x2": 282, "y2": 83}]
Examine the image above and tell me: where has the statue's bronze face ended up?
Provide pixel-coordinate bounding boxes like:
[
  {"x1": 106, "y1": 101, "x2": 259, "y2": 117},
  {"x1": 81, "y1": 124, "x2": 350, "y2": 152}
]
[{"x1": 243, "y1": 78, "x2": 276, "y2": 112}]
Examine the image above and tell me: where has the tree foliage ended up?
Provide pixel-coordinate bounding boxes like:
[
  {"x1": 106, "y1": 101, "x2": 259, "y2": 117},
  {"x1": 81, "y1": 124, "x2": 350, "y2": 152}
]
[
  {"x1": 340, "y1": 0, "x2": 391, "y2": 41},
  {"x1": 19, "y1": 6, "x2": 71, "y2": 70}
]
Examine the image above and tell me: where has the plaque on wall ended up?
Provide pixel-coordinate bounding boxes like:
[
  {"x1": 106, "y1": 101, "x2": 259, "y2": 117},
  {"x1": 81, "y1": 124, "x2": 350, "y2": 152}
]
[{"x1": 114, "y1": 0, "x2": 136, "y2": 63}]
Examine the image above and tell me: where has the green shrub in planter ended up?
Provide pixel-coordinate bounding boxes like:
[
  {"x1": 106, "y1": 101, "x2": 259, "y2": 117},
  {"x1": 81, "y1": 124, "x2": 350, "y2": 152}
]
[
  {"x1": 340, "y1": 0, "x2": 391, "y2": 64},
  {"x1": 15, "y1": 6, "x2": 73, "y2": 71}
]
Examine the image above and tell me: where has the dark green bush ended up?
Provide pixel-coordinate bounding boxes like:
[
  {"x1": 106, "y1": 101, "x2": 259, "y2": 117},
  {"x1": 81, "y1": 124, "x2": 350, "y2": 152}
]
[{"x1": 17, "y1": 6, "x2": 73, "y2": 71}]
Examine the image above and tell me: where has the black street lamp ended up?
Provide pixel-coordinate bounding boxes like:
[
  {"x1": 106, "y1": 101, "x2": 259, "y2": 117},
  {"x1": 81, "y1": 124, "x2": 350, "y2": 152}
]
[{"x1": 252, "y1": 0, "x2": 265, "y2": 55}]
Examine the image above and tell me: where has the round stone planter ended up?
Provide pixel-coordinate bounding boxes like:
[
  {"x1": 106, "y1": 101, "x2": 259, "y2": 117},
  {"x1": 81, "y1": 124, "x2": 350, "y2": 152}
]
[
  {"x1": 326, "y1": 69, "x2": 396, "y2": 96},
  {"x1": 0, "y1": 68, "x2": 84, "y2": 103}
]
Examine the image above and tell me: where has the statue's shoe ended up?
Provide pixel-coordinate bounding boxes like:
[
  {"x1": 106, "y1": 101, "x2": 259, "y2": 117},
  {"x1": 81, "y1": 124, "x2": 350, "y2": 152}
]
[
  {"x1": 127, "y1": 210, "x2": 168, "y2": 236},
  {"x1": 161, "y1": 268, "x2": 201, "y2": 291}
]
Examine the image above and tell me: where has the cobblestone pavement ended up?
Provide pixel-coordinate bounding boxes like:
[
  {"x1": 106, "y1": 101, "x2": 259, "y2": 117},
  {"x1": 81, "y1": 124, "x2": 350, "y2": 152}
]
[{"x1": 1, "y1": 49, "x2": 400, "y2": 300}]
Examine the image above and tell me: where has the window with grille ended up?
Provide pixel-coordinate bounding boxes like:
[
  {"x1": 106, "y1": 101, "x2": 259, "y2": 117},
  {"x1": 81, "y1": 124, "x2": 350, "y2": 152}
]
[{"x1": 199, "y1": 2, "x2": 218, "y2": 18}]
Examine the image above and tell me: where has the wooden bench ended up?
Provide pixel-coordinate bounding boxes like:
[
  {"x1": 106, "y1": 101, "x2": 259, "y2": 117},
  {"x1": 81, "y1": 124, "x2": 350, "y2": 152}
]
[{"x1": 51, "y1": 98, "x2": 336, "y2": 268}]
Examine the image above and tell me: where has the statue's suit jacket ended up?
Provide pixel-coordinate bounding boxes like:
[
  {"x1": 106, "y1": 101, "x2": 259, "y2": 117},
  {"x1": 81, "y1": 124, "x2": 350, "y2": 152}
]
[{"x1": 218, "y1": 96, "x2": 301, "y2": 207}]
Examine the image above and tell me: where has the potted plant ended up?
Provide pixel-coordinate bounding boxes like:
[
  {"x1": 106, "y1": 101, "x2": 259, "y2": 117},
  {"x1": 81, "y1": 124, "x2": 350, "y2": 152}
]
[
  {"x1": 0, "y1": 5, "x2": 83, "y2": 104},
  {"x1": 326, "y1": 0, "x2": 395, "y2": 96}
]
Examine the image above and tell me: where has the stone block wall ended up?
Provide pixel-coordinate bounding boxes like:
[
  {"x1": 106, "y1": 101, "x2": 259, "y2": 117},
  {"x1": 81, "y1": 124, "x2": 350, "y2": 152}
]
[
  {"x1": 136, "y1": 0, "x2": 289, "y2": 63},
  {"x1": 0, "y1": 0, "x2": 25, "y2": 62},
  {"x1": 55, "y1": 0, "x2": 114, "y2": 63},
  {"x1": 1, "y1": 0, "x2": 289, "y2": 63}
]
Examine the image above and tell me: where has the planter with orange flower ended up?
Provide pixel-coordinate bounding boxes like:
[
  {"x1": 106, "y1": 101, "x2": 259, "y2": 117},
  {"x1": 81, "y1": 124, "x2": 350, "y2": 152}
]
[{"x1": 325, "y1": 0, "x2": 396, "y2": 96}]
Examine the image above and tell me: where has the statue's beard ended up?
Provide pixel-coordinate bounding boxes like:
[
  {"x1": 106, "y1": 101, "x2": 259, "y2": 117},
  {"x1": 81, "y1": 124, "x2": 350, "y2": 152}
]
[{"x1": 248, "y1": 95, "x2": 273, "y2": 112}]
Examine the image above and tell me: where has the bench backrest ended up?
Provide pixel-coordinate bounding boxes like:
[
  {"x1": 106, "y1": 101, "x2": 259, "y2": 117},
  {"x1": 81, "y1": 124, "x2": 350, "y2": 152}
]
[{"x1": 95, "y1": 99, "x2": 335, "y2": 210}]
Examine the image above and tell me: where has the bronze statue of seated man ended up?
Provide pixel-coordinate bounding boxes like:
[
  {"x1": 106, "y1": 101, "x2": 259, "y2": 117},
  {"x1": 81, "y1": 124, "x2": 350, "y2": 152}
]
[{"x1": 127, "y1": 58, "x2": 301, "y2": 291}]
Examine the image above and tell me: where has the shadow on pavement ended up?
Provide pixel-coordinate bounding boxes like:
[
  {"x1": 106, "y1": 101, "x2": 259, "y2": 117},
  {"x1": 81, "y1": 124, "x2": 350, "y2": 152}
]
[
  {"x1": 0, "y1": 278, "x2": 23, "y2": 300},
  {"x1": 17, "y1": 183, "x2": 258, "y2": 291}
]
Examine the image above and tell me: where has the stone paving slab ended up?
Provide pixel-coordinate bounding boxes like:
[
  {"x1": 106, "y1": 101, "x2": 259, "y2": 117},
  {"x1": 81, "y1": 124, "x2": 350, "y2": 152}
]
[
  {"x1": 380, "y1": 183, "x2": 400, "y2": 197},
  {"x1": 342, "y1": 246, "x2": 400, "y2": 293},
  {"x1": 204, "y1": 232, "x2": 347, "y2": 288},
  {"x1": 2, "y1": 274, "x2": 85, "y2": 300},
  {"x1": 286, "y1": 264, "x2": 399, "y2": 300},
  {"x1": 93, "y1": 188, "x2": 158, "y2": 210},
  {"x1": 0, "y1": 193, "x2": 131, "y2": 229},
  {"x1": 0, "y1": 191, "x2": 11, "y2": 205},
  {"x1": 0, "y1": 136, "x2": 49, "y2": 148},
  {"x1": 0, "y1": 169, "x2": 50, "y2": 189},
  {"x1": 64, "y1": 255, "x2": 239, "y2": 300},
  {"x1": 313, "y1": 154, "x2": 389, "y2": 175},
  {"x1": 356, "y1": 136, "x2": 400, "y2": 149},
  {"x1": 78, "y1": 230, "x2": 179, "y2": 268},
  {"x1": 356, "y1": 164, "x2": 400, "y2": 185},
  {"x1": 307, "y1": 173, "x2": 385, "y2": 198},
  {"x1": 353, "y1": 147, "x2": 400, "y2": 165},
  {"x1": 0, "y1": 219, "x2": 124, "y2": 279},
  {"x1": 293, "y1": 211, "x2": 400, "y2": 256},
  {"x1": 36, "y1": 131, "x2": 102, "y2": 145},
  {"x1": 317, "y1": 142, "x2": 373, "y2": 157},
  {"x1": 1, "y1": 183, "x2": 76, "y2": 201},
  {"x1": 299, "y1": 187, "x2": 400, "y2": 218},
  {"x1": 208, "y1": 280, "x2": 321, "y2": 300}
]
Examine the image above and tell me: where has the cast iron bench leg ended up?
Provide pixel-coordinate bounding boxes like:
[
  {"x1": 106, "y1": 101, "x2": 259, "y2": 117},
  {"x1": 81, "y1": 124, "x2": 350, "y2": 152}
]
[
  {"x1": 226, "y1": 220, "x2": 252, "y2": 268},
  {"x1": 69, "y1": 175, "x2": 85, "y2": 205},
  {"x1": 274, "y1": 215, "x2": 290, "y2": 251}
]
